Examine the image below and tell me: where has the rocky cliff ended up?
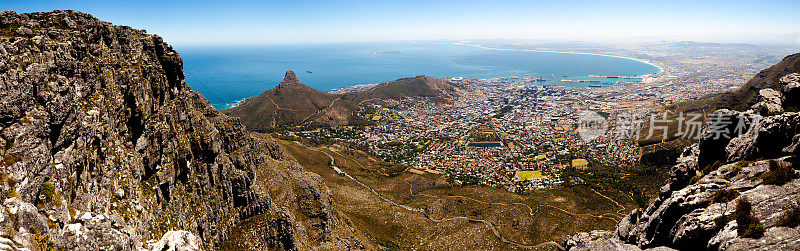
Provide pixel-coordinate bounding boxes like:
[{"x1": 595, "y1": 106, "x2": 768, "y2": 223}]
[
  {"x1": 567, "y1": 56, "x2": 800, "y2": 250},
  {"x1": 0, "y1": 10, "x2": 360, "y2": 250}
]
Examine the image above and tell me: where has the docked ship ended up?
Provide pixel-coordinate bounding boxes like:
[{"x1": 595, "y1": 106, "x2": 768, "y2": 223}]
[{"x1": 588, "y1": 75, "x2": 636, "y2": 79}]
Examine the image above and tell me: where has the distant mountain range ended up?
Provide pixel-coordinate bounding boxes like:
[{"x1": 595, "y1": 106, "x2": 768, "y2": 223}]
[{"x1": 223, "y1": 70, "x2": 460, "y2": 131}]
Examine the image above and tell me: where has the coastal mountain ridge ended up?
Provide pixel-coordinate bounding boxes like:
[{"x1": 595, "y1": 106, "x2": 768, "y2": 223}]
[
  {"x1": 224, "y1": 70, "x2": 460, "y2": 131},
  {"x1": 715, "y1": 52, "x2": 800, "y2": 111},
  {"x1": 225, "y1": 70, "x2": 346, "y2": 129},
  {"x1": 346, "y1": 74, "x2": 459, "y2": 101},
  {"x1": 637, "y1": 52, "x2": 800, "y2": 146}
]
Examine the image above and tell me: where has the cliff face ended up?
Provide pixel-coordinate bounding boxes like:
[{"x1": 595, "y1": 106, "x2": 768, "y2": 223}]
[
  {"x1": 0, "y1": 10, "x2": 358, "y2": 250},
  {"x1": 567, "y1": 56, "x2": 800, "y2": 250}
]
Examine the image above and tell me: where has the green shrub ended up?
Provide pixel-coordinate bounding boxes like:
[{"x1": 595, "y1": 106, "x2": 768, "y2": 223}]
[
  {"x1": 0, "y1": 25, "x2": 22, "y2": 38},
  {"x1": 714, "y1": 214, "x2": 731, "y2": 229},
  {"x1": 1, "y1": 154, "x2": 20, "y2": 167},
  {"x1": 7, "y1": 176, "x2": 19, "y2": 187},
  {"x1": 6, "y1": 190, "x2": 19, "y2": 199},
  {"x1": 762, "y1": 160, "x2": 798, "y2": 185},
  {"x1": 741, "y1": 221, "x2": 765, "y2": 238},
  {"x1": 778, "y1": 203, "x2": 800, "y2": 228},
  {"x1": 689, "y1": 175, "x2": 702, "y2": 184},
  {"x1": 34, "y1": 234, "x2": 56, "y2": 251},
  {"x1": 734, "y1": 160, "x2": 751, "y2": 168},
  {"x1": 703, "y1": 160, "x2": 725, "y2": 173},
  {"x1": 726, "y1": 160, "x2": 751, "y2": 179},
  {"x1": 735, "y1": 198, "x2": 764, "y2": 239},
  {"x1": 713, "y1": 189, "x2": 740, "y2": 203},
  {"x1": 734, "y1": 198, "x2": 752, "y2": 221},
  {"x1": 40, "y1": 182, "x2": 55, "y2": 202}
]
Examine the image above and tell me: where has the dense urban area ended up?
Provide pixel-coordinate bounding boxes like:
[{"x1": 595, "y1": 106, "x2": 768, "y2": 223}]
[{"x1": 280, "y1": 42, "x2": 799, "y2": 193}]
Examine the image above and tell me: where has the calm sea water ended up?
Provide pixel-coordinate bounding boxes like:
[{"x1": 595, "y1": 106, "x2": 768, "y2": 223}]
[{"x1": 177, "y1": 42, "x2": 661, "y2": 110}]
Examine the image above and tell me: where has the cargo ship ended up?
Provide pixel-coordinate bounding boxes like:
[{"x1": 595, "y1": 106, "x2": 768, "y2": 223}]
[{"x1": 588, "y1": 75, "x2": 636, "y2": 79}]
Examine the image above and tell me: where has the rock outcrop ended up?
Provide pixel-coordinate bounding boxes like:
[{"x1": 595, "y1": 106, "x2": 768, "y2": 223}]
[
  {"x1": 147, "y1": 230, "x2": 202, "y2": 251},
  {"x1": 568, "y1": 56, "x2": 800, "y2": 250},
  {"x1": 781, "y1": 73, "x2": 800, "y2": 109},
  {"x1": 751, "y1": 88, "x2": 783, "y2": 115},
  {"x1": 0, "y1": 10, "x2": 359, "y2": 250}
]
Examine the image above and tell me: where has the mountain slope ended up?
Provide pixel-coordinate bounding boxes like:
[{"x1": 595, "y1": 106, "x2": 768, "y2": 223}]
[
  {"x1": 224, "y1": 70, "x2": 355, "y2": 130},
  {"x1": 672, "y1": 52, "x2": 800, "y2": 113},
  {"x1": 346, "y1": 75, "x2": 459, "y2": 101},
  {"x1": 224, "y1": 72, "x2": 459, "y2": 131},
  {"x1": 638, "y1": 52, "x2": 800, "y2": 146},
  {"x1": 568, "y1": 54, "x2": 800, "y2": 250},
  {"x1": 0, "y1": 10, "x2": 360, "y2": 250}
]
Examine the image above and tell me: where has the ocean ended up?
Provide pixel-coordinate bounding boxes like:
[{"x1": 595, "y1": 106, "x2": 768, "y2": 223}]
[{"x1": 177, "y1": 42, "x2": 661, "y2": 110}]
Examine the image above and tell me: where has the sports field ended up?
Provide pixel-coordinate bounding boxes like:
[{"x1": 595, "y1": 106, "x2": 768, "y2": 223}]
[{"x1": 516, "y1": 170, "x2": 544, "y2": 181}]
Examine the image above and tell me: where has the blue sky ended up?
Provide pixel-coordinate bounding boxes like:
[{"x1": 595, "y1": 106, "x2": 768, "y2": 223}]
[{"x1": 4, "y1": 0, "x2": 800, "y2": 45}]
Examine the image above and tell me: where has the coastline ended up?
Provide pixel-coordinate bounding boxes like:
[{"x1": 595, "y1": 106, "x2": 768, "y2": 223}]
[
  {"x1": 204, "y1": 42, "x2": 665, "y2": 110},
  {"x1": 315, "y1": 42, "x2": 664, "y2": 96},
  {"x1": 217, "y1": 97, "x2": 248, "y2": 110},
  {"x1": 449, "y1": 42, "x2": 665, "y2": 75}
]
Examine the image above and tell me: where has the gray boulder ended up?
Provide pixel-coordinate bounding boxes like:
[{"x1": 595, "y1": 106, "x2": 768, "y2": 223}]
[
  {"x1": 726, "y1": 112, "x2": 800, "y2": 162},
  {"x1": 780, "y1": 73, "x2": 800, "y2": 108},
  {"x1": 666, "y1": 144, "x2": 700, "y2": 192},
  {"x1": 751, "y1": 88, "x2": 783, "y2": 115},
  {"x1": 569, "y1": 108, "x2": 800, "y2": 250},
  {"x1": 57, "y1": 212, "x2": 135, "y2": 251},
  {"x1": 566, "y1": 230, "x2": 642, "y2": 251},
  {"x1": 146, "y1": 230, "x2": 201, "y2": 251}
]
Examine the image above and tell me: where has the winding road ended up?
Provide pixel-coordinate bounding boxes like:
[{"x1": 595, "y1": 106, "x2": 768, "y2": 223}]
[{"x1": 300, "y1": 143, "x2": 566, "y2": 250}]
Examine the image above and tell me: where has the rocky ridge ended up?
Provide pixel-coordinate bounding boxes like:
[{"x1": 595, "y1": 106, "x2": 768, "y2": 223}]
[
  {"x1": 567, "y1": 56, "x2": 800, "y2": 250},
  {"x1": 0, "y1": 10, "x2": 359, "y2": 250}
]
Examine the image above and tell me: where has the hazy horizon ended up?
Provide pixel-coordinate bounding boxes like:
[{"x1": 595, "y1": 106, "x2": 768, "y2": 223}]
[{"x1": 5, "y1": 0, "x2": 800, "y2": 45}]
